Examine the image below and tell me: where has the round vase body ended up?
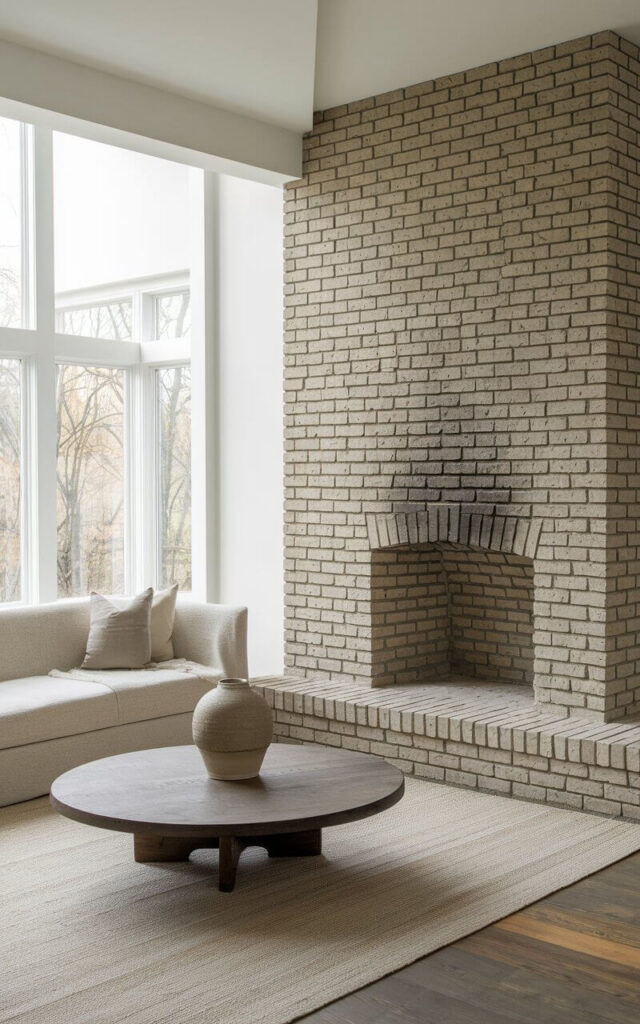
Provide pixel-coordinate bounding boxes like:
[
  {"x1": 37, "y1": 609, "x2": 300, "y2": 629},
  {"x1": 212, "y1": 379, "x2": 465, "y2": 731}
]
[{"x1": 192, "y1": 678, "x2": 273, "y2": 780}]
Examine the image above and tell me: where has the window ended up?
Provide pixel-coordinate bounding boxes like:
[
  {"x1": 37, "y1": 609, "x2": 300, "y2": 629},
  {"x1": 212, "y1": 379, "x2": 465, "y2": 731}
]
[
  {"x1": 158, "y1": 366, "x2": 191, "y2": 589},
  {"x1": 53, "y1": 133, "x2": 191, "y2": 343},
  {"x1": 57, "y1": 299, "x2": 133, "y2": 341},
  {"x1": 0, "y1": 116, "x2": 198, "y2": 604},
  {"x1": 56, "y1": 366, "x2": 124, "y2": 596},
  {"x1": 154, "y1": 290, "x2": 191, "y2": 341},
  {"x1": 0, "y1": 359, "x2": 21, "y2": 601},
  {"x1": 0, "y1": 116, "x2": 29, "y2": 329}
]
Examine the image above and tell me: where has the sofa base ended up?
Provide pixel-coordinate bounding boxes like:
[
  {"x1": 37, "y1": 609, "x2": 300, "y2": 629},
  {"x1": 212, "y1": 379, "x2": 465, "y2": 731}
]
[{"x1": 0, "y1": 713, "x2": 194, "y2": 807}]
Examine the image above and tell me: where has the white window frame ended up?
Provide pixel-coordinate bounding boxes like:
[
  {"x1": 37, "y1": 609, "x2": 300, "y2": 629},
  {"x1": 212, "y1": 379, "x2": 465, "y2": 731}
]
[
  {"x1": 55, "y1": 268, "x2": 190, "y2": 341},
  {"x1": 0, "y1": 112, "x2": 215, "y2": 605}
]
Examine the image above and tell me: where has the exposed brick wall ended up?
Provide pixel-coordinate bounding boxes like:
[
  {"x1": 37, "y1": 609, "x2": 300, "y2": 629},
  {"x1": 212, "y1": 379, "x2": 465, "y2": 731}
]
[
  {"x1": 605, "y1": 38, "x2": 640, "y2": 718},
  {"x1": 371, "y1": 547, "x2": 449, "y2": 684},
  {"x1": 284, "y1": 31, "x2": 640, "y2": 721},
  {"x1": 445, "y1": 547, "x2": 534, "y2": 685},
  {"x1": 371, "y1": 544, "x2": 534, "y2": 686}
]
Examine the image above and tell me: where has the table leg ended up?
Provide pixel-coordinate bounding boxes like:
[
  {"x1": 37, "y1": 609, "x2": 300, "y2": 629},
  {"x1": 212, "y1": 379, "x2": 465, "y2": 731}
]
[
  {"x1": 133, "y1": 834, "x2": 219, "y2": 863},
  {"x1": 133, "y1": 830, "x2": 322, "y2": 891},
  {"x1": 264, "y1": 829, "x2": 322, "y2": 858},
  {"x1": 218, "y1": 836, "x2": 247, "y2": 892}
]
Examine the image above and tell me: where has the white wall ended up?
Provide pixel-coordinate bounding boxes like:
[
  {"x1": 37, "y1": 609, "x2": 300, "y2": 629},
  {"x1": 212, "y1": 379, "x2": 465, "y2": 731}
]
[{"x1": 217, "y1": 175, "x2": 284, "y2": 676}]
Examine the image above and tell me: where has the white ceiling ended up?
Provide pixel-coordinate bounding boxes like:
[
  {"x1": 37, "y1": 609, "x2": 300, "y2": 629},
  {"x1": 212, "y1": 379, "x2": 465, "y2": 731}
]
[
  {"x1": 0, "y1": 0, "x2": 318, "y2": 132},
  {"x1": 0, "y1": 0, "x2": 639, "y2": 134},
  {"x1": 315, "y1": 0, "x2": 640, "y2": 111}
]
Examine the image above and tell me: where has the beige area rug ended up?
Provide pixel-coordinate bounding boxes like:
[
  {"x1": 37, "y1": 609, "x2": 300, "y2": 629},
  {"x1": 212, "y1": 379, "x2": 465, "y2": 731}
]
[{"x1": 2, "y1": 780, "x2": 640, "y2": 1024}]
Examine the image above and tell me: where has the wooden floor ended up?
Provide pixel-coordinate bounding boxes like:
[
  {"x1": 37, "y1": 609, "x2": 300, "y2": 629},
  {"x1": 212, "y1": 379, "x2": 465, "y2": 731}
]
[{"x1": 300, "y1": 850, "x2": 640, "y2": 1024}]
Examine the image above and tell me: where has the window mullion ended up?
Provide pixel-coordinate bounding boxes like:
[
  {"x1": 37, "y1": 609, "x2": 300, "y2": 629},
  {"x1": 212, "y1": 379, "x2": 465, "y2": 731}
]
[
  {"x1": 30, "y1": 126, "x2": 57, "y2": 603},
  {"x1": 189, "y1": 168, "x2": 218, "y2": 602},
  {"x1": 147, "y1": 369, "x2": 160, "y2": 588},
  {"x1": 20, "y1": 123, "x2": 35, "y2": 330},
  {"x1": 125, "y1": 363, "x2": 157, "y2": 593}
]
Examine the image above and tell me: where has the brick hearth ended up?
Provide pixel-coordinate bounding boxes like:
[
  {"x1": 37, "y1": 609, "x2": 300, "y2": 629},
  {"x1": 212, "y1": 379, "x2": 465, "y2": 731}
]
[{"x1": 254, "y1": 676, "x2": 640, "y2": 820}]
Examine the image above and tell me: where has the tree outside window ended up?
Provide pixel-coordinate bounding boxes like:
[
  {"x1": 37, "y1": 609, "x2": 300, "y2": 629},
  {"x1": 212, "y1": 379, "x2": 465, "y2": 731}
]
[
  {"x1": 158, "y1": 365, "x2": 192, "y2": 589},
  {"x1": 56, "y1": 365, "x2": 124, "y2": 597},
  {"x1": 0, "y1": 360, "x2": 21, "y2": 601}
]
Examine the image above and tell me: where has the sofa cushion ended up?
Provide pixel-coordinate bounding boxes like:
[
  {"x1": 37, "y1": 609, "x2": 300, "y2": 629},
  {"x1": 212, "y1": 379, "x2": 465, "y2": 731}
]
[
  {"x1": 150, "y1": 585, "x2": 179, "y2": 661},
  {"x1": 110, "y1": 586, "x2": 179, "y2": 662},
  {"x1": 74, "y1": 666, "x2": 218, "y2": 726},
  {"x1": 0, "y1": 676, "x2": 118, "y2": 750},
  {"x1": 83, "y1": 589, "x2": 153, "y2": 670}
]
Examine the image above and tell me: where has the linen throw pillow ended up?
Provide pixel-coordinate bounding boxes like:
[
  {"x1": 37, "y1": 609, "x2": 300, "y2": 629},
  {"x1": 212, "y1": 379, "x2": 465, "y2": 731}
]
[
  {"x1": 82, "y1": 588, "x2": 153, "y2": 670},
  {"x1": 150, "y1": 584, "x2": 179, "y2": 662}
]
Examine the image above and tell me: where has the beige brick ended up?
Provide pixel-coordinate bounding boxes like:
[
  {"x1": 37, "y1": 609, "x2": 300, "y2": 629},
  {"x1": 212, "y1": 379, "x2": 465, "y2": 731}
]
[{"x1": 280, "y1": 28, "x2": 640, "y2": 816}]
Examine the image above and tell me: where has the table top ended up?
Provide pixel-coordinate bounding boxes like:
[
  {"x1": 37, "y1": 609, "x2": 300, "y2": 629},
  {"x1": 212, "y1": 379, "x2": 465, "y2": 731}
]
[{"x1": 50, "y1": 743, "x2": 405, "y2": 837}]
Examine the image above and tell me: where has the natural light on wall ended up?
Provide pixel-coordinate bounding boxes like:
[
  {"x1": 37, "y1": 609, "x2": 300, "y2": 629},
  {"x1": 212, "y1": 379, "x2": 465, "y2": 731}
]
[{"x1": 0, "y1": 114, "x2": 194, "y2": 604}]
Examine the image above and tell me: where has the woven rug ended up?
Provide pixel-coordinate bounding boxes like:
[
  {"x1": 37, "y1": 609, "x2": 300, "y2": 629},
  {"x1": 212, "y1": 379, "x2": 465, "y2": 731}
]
[{"x1": 2, "y1": 779, "x2": 639, "y2": 1024}]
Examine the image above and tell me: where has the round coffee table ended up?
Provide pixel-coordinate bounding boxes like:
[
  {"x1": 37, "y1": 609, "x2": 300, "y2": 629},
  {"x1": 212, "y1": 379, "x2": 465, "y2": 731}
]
[{"x1": 50, "y1": 743, "x2": 405, "y2": 891}]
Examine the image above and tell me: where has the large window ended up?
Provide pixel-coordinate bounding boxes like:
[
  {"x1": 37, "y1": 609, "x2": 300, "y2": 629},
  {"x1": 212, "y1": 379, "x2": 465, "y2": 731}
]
[
  {"x1": 0, "y1": 359, "x2": 21, "y2": 601},
  {"x1": 56, "y1": 366, "x2": 125, "y2": 597},
  {"x1": 54, "y1": 133, "x2": 191, "y2": 344},
  {"x1": 0, "y1": 118, "x2": 195, "y2": 603},
  {"x1": 57, "y1": 300, "x2": 132, "y2": 342},
  {"x1": 154, "y1": 290, "x2": 191, "y2": 341},
  {"x1": 158, "y1": 366, "x2": 192, "y2": 590},
  {"x1": 0, "y1": 118, "x2": 29, "y2": 329}
]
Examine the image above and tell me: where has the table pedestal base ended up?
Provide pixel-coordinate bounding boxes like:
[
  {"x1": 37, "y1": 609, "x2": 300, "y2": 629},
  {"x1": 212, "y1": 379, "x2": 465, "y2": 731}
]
[{"x1": 133, "y1": 828, "x2": 322, "y2": 892}]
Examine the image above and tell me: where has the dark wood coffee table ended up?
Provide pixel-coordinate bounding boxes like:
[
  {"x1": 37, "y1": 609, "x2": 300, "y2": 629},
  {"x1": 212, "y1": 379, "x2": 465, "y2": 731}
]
[{"x1": 50, "y1": 743, "x2": 404, "y2": 891}]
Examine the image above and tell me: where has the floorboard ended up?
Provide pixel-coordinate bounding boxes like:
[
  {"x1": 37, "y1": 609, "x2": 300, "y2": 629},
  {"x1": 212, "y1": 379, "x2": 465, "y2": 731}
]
[{"x1": 299, "y1": 850, "x2": 640, "y2": 1024}]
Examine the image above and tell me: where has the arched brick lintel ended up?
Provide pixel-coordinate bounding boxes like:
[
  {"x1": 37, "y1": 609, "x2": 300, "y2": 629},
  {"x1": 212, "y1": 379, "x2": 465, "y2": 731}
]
[{"x1": 366, "y1": 506, "x2": 544, "y2": 561}]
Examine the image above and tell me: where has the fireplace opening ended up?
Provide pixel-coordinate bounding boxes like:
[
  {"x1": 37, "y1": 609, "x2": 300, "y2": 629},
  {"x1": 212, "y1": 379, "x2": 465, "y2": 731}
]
[{"x1": 371, "y1": 543, "x2": 534, "y2": 687}]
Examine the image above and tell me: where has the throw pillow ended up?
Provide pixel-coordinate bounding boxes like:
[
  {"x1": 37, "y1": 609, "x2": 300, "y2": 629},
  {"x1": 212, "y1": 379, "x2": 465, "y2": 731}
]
[
  {"x1": 82, "y1": 588, "x2": 153, "y2": 670},
  {"x1": 150, "y1": 583, "x2": 179, "y2": 662}
]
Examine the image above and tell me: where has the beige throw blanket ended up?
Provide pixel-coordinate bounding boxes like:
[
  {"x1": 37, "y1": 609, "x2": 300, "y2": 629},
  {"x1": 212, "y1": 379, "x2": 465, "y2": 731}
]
[{"x1": 49, "y1": 658, "x2": 220, "y2": 686}]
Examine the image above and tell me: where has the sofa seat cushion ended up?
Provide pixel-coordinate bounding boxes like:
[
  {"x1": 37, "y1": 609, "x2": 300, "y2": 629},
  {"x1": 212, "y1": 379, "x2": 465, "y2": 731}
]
[
  {"x1": 0, "y1": 676, "x2": 119, "y2": 750},
  {"x1": 75, "y1": 666, "x2": 217, "y2": 726}
]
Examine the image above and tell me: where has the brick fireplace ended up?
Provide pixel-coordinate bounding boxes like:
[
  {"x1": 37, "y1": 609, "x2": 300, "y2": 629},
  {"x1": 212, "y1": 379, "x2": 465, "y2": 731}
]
[
  {"x1": 283, "y1": 31, "x2": 640, "y2": 725},
  {"x1": 368, "y1": 507, "x2": 537, "y2": 688}
]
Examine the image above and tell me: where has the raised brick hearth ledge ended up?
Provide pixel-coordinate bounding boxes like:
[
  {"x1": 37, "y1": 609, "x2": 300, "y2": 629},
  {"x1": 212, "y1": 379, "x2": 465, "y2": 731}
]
[{"x1": 253, "y1": 676, "x2": 640, "y2": 820}]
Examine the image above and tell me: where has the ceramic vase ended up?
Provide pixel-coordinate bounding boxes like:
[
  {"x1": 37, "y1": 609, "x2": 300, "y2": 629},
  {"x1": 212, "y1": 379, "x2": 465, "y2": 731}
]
[{"x1": 192, "y1": 678, "x2": 273, "y2": 780}]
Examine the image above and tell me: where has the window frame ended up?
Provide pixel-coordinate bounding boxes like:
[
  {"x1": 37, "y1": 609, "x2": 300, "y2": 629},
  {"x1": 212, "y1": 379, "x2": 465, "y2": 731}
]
[
  {"x1": 55, "y1": 294, "x2": 134, "y2": 342},
  {"x1": 0, "y1": 114, "x2": 208, "y2": 606},
  {"x1": 55, "y1": 269, "x2": 191, "y2": 343}
]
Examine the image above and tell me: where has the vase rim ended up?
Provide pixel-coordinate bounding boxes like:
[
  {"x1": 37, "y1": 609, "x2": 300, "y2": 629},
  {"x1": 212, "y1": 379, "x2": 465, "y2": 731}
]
[{"x1": 219, "y1": 677, "x2": 249, "y2": 688}]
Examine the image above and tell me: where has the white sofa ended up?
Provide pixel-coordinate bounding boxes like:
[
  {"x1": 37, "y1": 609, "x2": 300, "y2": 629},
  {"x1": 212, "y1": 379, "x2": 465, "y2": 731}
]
[{"x1": 0, "y1": 597, "x2": 248, "y2": 806}]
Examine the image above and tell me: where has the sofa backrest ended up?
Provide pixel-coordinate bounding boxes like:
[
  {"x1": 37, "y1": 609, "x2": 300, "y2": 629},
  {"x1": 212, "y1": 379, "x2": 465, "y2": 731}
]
[
  {"x1": 0, "y1": 597, "x2": 249, "y2": 683},
  {"x1": 0, "y1": 599, "x2": 91, "y2": 682}
]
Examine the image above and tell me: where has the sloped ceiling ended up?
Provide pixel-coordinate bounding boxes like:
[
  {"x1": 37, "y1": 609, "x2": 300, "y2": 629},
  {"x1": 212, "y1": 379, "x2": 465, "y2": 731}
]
[
  {"x1": 0, "y1": 0, "x2": 318, "y2": 133},
  {"x1": 0, "y1": 0, "x2": 639, "y2": 135},
  {"x1": 315, "y1": 0, "x2": 640, "y2": 112}
]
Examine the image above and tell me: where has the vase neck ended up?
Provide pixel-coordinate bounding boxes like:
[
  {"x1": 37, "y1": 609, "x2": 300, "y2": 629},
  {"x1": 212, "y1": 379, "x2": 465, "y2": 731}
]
[{"x1": 219, "y1": 678, "x2": 249, "y2": 690}]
